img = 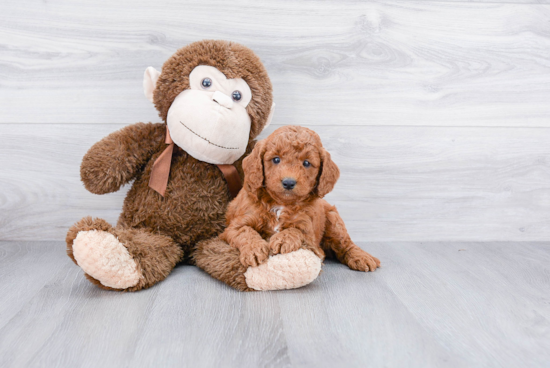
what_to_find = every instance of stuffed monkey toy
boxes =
[66,40,323,291]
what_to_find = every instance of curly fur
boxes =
[67,40,273,291]
[220,126,381,273]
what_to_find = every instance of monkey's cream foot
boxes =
[67,217,182,291]
[244,249,322,291]
[72,230,141,289]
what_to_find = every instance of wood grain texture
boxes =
[2,123,550,242]
[2,1,549,366]
[1,241,549,368]
[419,0,550,3]
[414,0,550,3]
[1,0,550,126]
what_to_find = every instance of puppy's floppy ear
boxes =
[243,140,267,192]
[316,148,340,198]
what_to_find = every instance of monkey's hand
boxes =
[80,122,165,194]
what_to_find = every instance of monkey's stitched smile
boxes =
[179,121,239,150]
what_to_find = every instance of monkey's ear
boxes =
[242,140,267,193]
[261,103,276,133]
[143,67,161,103]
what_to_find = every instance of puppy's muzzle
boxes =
[282,178,297,190]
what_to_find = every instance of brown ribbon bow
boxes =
[148,126,242,198]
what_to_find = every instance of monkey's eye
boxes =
[272,157,281,164]
[303,160,311,168]
[201,78,212,88]
[232,90,242,101]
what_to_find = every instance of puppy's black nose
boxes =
[282,178,297,190]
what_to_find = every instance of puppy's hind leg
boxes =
[322,206,380,272]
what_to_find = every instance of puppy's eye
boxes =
[272,157,281,164]
[303,160,311,168]
[232,90,242,101]
[201,78,212,88]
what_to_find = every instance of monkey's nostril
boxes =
[282,178,297,190]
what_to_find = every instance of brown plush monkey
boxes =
[66,40,322,292]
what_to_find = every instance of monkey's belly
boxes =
[118,157,231,246]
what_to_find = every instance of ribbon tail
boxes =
[149,143,174,197]
[217,164,243,199]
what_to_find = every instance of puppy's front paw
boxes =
[269,230,302,255]
[346,248,381,272]
[239,243,270,268]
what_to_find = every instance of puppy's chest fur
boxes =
[269,206,285,233]
[262,201,326,246]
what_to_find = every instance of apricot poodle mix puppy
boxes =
[220,125,380,274]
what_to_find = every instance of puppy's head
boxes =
[243,126,340,203]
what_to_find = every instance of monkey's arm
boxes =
[80,122,165,194]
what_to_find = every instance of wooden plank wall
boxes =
[1,0,550,241]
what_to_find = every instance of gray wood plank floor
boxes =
[1,241,548,368]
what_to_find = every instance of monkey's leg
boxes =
[194,237,322,291]
[66,217,183,291]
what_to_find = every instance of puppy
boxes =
[220,125,380,273]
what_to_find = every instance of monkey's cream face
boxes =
[166,65,253,165]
